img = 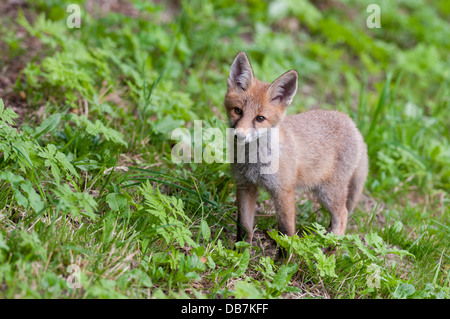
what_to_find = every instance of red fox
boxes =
[225,52,368,244]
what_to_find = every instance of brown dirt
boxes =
[85,0,139,18]
[0,0,41,124]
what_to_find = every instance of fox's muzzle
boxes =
[233,127,262,144]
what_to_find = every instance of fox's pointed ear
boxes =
[228,52,254,91]
[268,70,298,107]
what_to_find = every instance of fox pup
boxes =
[225,52,368,244]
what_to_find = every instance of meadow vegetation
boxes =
[0,0,448,298]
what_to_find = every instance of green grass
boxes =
[0,0,449,299]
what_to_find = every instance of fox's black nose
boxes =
[234,133,246,143]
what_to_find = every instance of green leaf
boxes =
[138,181,196,248]
[20,180,45,213]
[0,170,24,187]
[54,184,98,220]
[200,219,211,241]
[33,113,62,138]
[152,116,184,135]
[272,263,298,291]
[0,233,9,252]
[392,221,404,233]
[207,255,216,270]
[70,114,128,146]
[0,99,19,125]
[50,161,62,185]
[12,142,34,168]
[232,280,264,299]
[364,232,384,248]
[54,151,78,178]
[106,193,129,215]
[38,144,79,183]
[0,171,44,213]
[393,283,416,299]
[313,248,337,278]
[12,188,29,208]
[232,249,250,277]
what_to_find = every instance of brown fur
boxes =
[225,52,368,244]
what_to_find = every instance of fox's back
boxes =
[280,109,366,187]
[284,109,362,148]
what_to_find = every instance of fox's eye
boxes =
[255,115,265,123]
[234,107,242,115]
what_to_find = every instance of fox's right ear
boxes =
[228,51,254,91]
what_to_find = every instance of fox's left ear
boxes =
[268,70,298,107]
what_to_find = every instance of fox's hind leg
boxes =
[314,182,349,236]
[346,151,368,214]
[328,203,348,236]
